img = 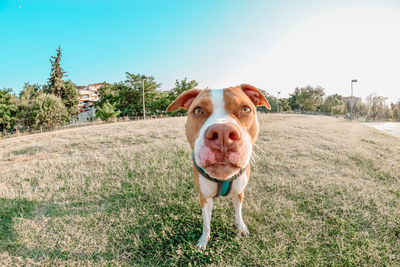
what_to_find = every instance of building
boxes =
[74,83,104,123]
[77,83,104,109]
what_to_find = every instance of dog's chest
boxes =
[199,172,248,198]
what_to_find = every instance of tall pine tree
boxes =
[47,46,79,118]
[48,46,66,98]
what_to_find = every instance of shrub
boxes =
[97,102,120,121]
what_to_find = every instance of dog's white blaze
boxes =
[194,89,226,162]
[194,89,252,168]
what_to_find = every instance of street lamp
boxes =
[141,75,147,120]
[350,79,357,120]
[277,92,281,113]
[131,75,147,119]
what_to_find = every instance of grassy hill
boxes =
[0,114,399,266]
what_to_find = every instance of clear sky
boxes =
[1,0,399,102]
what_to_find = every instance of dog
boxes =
[167,84,271,249]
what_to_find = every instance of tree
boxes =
[96,101,120,121]
[383,104,393,120]
[147,91,172,115]
[95,74,162,118]
[295,86,325,112]
[118,73,162,117]
[19,83,42,100]
[0,89,17,133]
[96,76,198,118]
[324,94,347,115]
[63,80,80,116]
[116,82,142,117]
[46,46,79,119]
[17,83,42,128]
[366,93,387,121]
[391,101,400,121]
[31,93,69,130]
[357,102,369,118]
[95,82,138,117]
[170,78,199,96]
[95,82,118,109]
[167,78,199,115]
[288,87,301,110]
[280,98,291,112]
[47,46,66,98]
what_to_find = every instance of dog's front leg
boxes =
[232,192,250,235]
[196,196,213,250]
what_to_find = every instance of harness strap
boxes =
[218,181,233,196]
[192,151,246,198]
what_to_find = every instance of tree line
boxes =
[1,46,80,134]
[0,46,199,134]
[1,47,400,135]
[94,74,198,121]
[52,74,400,123]
[271,86,400,121]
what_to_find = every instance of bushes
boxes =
[0,89,17,133]
[31,94,70,129]
[96,102,120,121]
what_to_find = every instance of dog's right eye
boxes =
[242,106,251,113]
[193,107,203,115]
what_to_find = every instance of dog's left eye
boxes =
[242,106,251,113]
[193,107,204,115]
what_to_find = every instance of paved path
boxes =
[364,122,400,138]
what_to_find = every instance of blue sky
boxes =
[1,0,400,102]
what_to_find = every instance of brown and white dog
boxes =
[167,84,271,249]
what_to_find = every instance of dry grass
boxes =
[0,114,399,266]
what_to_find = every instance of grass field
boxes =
[1,114,399,266]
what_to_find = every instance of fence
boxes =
[0,113,188,140]
[1,110,393,140]
[270,110,372,122]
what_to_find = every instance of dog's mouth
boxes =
[203,160,241,169]
[195,144,250,180]
[199,155,244,180]
[202,163,242,180]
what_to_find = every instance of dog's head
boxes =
[167,84,270,180]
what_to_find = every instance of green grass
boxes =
[0,114,399,265]
[9,146,43,156]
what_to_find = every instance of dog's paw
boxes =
[196,235,209,250]
[236,222,250,236]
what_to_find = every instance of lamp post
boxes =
[141,75,147,120]
[277,92,281,113]
[350,79,357,120]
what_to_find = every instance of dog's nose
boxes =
[204,123,242,152]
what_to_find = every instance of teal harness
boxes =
[192,152,247,197]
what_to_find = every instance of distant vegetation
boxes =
[262,86,399,121]
[93,74,197,120]
[1,46,400,135]
[0,46,79,134]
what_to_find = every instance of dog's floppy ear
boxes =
[240,84,271,110]
[166,89,202,111]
